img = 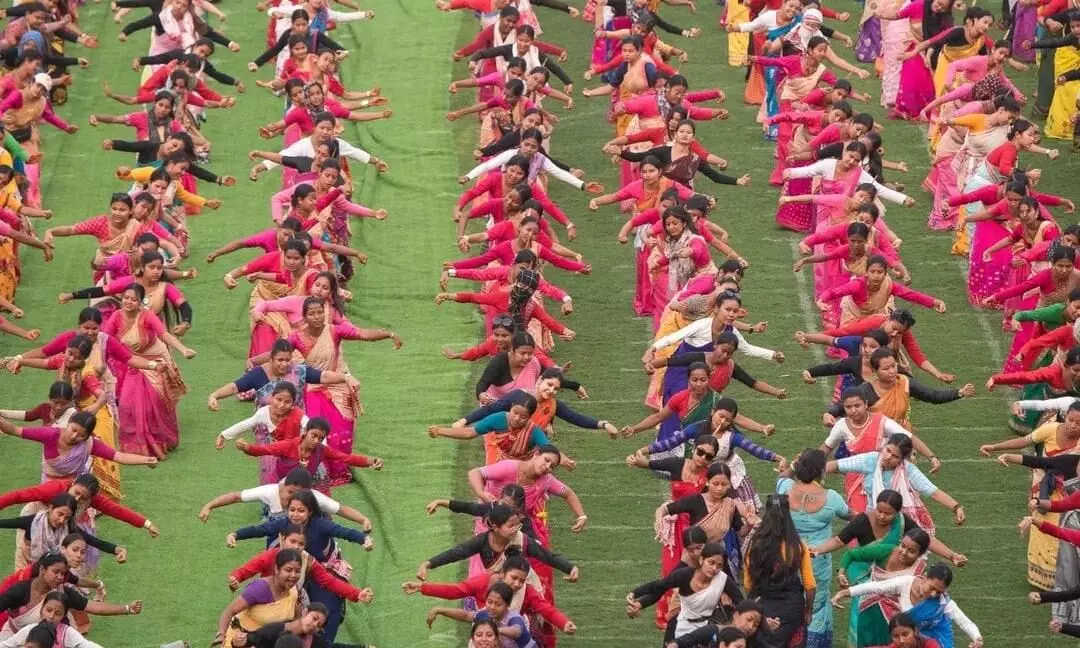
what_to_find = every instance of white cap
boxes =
[32,73,52,91]
[803,8,823,23]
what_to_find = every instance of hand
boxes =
[761,424,776,436]
[115,547,128,563]
[416,561,430,580]
[951,552,968,567]
[571,514,588,532]
[561,301,573,316]
[146,521,159,538]
[775,456,790,473]
[206,199,223,209]
[765,616,781,631]
[181,347,196,359]
[363,535,375,551]
[958,383,976,397]
[235,439,249,452]
[1051,619,1063,633]
[836,571,849,588]
[775,389,788,400]
[1029,591,1042,605]
[802,369,815,384]
[933,299,947,313]
[425,608,438,628]
[979,444,995,458]
[1019,515,1033,535]
[171,322,190,337]
[370,457,384,470]
[126,600,142,615]
[198,505,212,522]
[954,505,966,525]
[929,456,942,473]
[565,565,580,582]
[226,532,237,548]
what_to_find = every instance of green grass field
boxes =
[0,0,1078,645]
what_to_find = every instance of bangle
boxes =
[124,604,130,614]
[576,515,588,521]
[148,361,158,370]
[952,504,963,512]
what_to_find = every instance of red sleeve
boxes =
[528,302,568,335]
[538,245,587,273]
[989,145,1018,175]
[533,39,565,57]
[591,52,625,74]
[685,89,721,102]
[39,331,76,357]
[899,330,928,367]
[322,445,374,467]
[1050,489,1080,512]
[22,403,51,423]
[808,124,841,150]
[1022,240,1053,262]
[801,89,827,107]
[537,277,568,301]
[419,575,487,600]
[1019,324,1075,362]
[194,77,222,102]
[0,481,63,512]
[686,104,717,120]
[803,223,846,247]
[453,267,508,283]
[630,208,661,227]
[457,174,497,208]
[522,584,570,628]
[948,184,999,207]
[451,244,504,270]
[459,338,498,362]
[818,3,839,18]
[455,25,493,57]
[992,269,1050,302]
[654,57,678,77]
[230,550,276,584]
[993,364,1062,386]
[890,283,937,308]
[1036,521,1080,547]
[689,140,711,159]
[242,439,294,457]
[89,494,147,528]
[243,252,282,275]
[448,0,492,9]
[454,291,504,308]
[531,186,569,226]
[819,278,863,303]
[535,347,556,369]
[467,198,502,221]
[1030,190,1066,207]
[309,560,364,601]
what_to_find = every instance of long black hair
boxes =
[746,494,804,593]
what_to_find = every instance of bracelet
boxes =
[952,504,963,512]
[576,515,588,521]
[143,520,152,529]
[148,361,158,370]
[124,604,130,614]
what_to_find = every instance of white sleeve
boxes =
[328,8,372,21]
[882,417,913,437]
[945,600,981,641]
[66,628,105,648]
[268,1,299,17]
[847,574,911,598]
[337,139,372,165]
[737,13,771,32]
[651,318,710,351]
[541,156,585,190]
[859,170,909,204]
[1016,396,1079,413]
[823,420,848,449]
[239,484,273,504]
[265,139,314,170]
[312,490,342,515]
[0,409,28,420]
[0,627,29,648]
[787,159,834,179]
[734,328,775,360]
[219,410,266,440]
[465,149,514,181]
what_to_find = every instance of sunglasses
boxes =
[493,316,515,328]
[694,448,716,461]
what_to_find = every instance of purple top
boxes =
[20,427,117,461]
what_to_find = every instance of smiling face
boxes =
[269,389,295,420]
[504,165,526,186]
[896,536,923,566]
[472,623,499,648]
[120,288,141,313]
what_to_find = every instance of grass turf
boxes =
[0,0,1077,646]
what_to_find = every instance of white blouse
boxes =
[847,574,982,642]
[650,318,775,361]
[218,406,310,441]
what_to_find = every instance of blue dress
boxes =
[777,478,850,648]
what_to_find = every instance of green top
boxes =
[1015,303,1068,327]
[840,541,895,572]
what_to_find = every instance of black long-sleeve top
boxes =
[605,0,686,35]
[666,352,759,389]
[620,145,737,185]
[631,566,744,609]
[478,130,571,171]
[447,499,537,538]
[475,352,581,398]
[470,44,572,85]
[138,48,239,87]
[463,388,600,429]
[807,355,912,384]
[826,379,963,417]
[253,29,344,67]
[529,0,575,12]
[661,489,744,532]
[106,139,222,182]
[1034,33,1080,82]
[0,45,79,70]
[0,514,118,555]
[426,531,574,574]
[1022,453,1080,480]
[0,582,88,616]
[1039,587,1080,604]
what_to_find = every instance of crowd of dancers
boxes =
[0,0,1076,646]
